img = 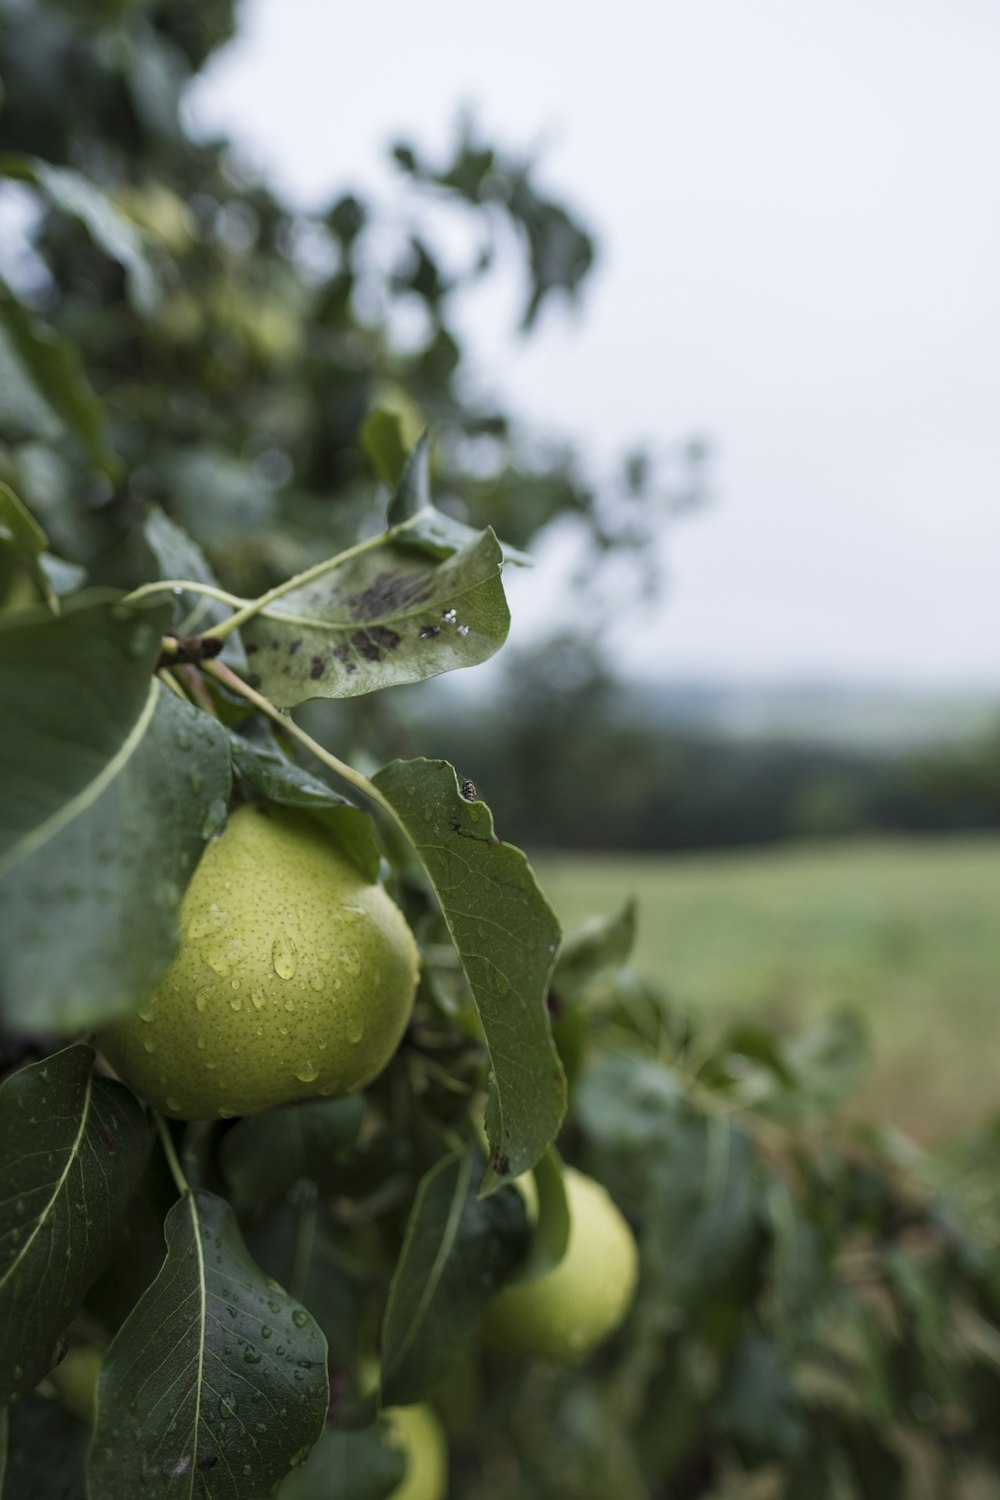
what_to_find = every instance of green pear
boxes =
[384,1403,449,1500]
[98,804,419,1119]
[482,1167,638,1362]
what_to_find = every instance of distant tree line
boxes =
[389,647,1000,852]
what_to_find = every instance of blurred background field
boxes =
[535,836,1000,1141]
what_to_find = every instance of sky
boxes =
[190,0,1000,687]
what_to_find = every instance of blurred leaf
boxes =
[1,1392,88,1500]
[371,758,566,1192]
[360,408,409,490]
[39,553,85,596]
[161,448,278,546]
[508,1148,570,1285]
[578,1054,761,1315]
[0,1044,150,1403]
[227,729,379,881]
[380,1150,528,1405]
[221,1097,365,1213]
[552,898,637,1005]
[89,1190,328,1499]
[0,284,115,474]
[2,156,159,314]
[836,1417,905,1499]
[275,1423,405,1500]
[713,1330,805,1465]
[0,596,232,1031]
[0,481,52,607]
[781,1010,868,1117]
[142,507,246,668]
[240,524,509,709]
[766,1178,830,1354]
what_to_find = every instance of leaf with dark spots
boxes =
[240,527,508,708]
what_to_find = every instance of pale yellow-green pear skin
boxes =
[384,1403,449,1500]
[50,1344,104,1424]
[98,804,419,1119]
[482,1167,638,1363]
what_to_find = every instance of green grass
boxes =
[532,837,1000,1140]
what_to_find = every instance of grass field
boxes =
[532,836,1000,1140]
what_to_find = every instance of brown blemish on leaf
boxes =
[369,625,401,650]
[347,567,436,621]
[289,639,302,655]
[245,642,259,655]
[419,625,439,640]
[350,630,382,663]
[493,1152,511,1177]
[310,656,326,680]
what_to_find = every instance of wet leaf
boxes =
[239,524,509,709]
[0,1044,151,1403]
[371,758,566,1192]
[88,1190,328,1499]
[0,596,231,1031]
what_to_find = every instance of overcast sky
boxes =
[191,0,1000,686]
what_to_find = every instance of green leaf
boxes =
[0,285,115,474]
[552,898,637,1005]
[227,730,379,881]
[0,1044,151,1404]
[507,1148,570,1286]
[371,759,566,1192]
[360,408,409,490]
[387,436,532,565]
[142,508,246,669]
[380,1150,529,1406]
[275,1423,405,1500]
[240,526,509,709]
[2,157,159,315]
[221,1097,365,1212]
[0,596,232,1032]
[88,1190,328,1500]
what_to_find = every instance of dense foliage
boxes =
[3,5,1000,1500]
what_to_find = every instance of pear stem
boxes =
[155,1113,191,1198]
[202,660,393,818]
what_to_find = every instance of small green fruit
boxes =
[384,1403,449,1500]
[98,805,419,1119]
[50,1344,104,1424]
[482,1167,638,1362]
